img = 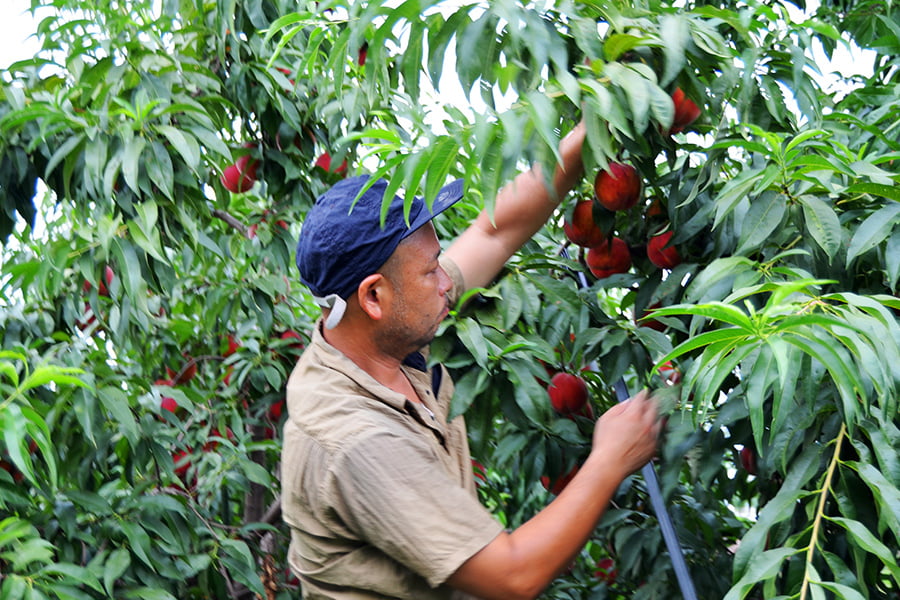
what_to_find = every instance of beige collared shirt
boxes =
[281,258,503,599]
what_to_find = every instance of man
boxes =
[282,122,661,599]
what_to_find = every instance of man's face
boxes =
[376,223,452,356]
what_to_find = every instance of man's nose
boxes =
[438,266,452,294]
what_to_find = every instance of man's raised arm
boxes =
[444,121,587,292]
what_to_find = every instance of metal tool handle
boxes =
[613,379,698,600]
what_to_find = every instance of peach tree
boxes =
[1,0,898,598]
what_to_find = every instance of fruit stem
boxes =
[798,422,846,600]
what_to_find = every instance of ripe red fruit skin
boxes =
[82,265,114,297]
[595,557,618,584]
[204,428,236,452]
[471,459,487,483]
[221,154,258,193]
[594,162,642,212]
[75,302,97,330]
[566,402,594,422]
[740,447,758,475]
[540,464,580,495]
[280,330,305,350]
[269,399,285,421]
[154,378,178,413]
[646,197,665,219]
[669,88,701,134]
[0,459,24,483]
[161,396,178,413]
[314,152,348,175]
[224,334,241,357]
[637,302,666,331]
[173,449,192,479]
[586,236,632,279]
[547,372,589,415]
[563,200,605,248]
[99,265,114,296]
[658,361,682,385]
[276,66,295,88]
[357,42,368,66]
[647,231,681,269]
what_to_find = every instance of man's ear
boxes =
[356,273,388,320]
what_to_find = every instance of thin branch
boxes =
[261,494,282,525]
[799,422,846,600]
[212,209,250,237]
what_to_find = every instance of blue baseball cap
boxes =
[296,174,464,328]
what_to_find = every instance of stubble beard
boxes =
[376,299,444,360]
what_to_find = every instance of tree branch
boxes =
[212,209,250,237]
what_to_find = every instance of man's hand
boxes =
[447,387,661,600]
[444,122,586,292]
[588,388,662,480]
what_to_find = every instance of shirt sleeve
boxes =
[328,429,505,588]
[440,255,466,308]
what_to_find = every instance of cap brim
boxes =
[404,178,464,236]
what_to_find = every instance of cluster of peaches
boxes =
[563,87,701,279]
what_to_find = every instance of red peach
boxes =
[586,237,632,279]
[595,162,641,212]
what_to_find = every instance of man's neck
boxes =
[321,321,419,400]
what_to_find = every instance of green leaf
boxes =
[725,548,801,600]
[119,522,152,568]
[500,277,524,330]
[733,442,820,577]
[494,432,529,466]
[690,19,730,58]
[449,368,489,420]
[121,133,147,194]
[4,537,55,570]
[606,62,652,136]
[885,229,900,290]
[658,14,689,86]
[602,33,650,62]
[219,538,266,596]
[506,358,553,427]
[647,82,675,131]
[810,581,867,600]
[653,327,748,370]
[649,302,755,331]
[781,332,863,424]
[97,386,139,447]
[828,516,900,580]
[156,125,200,171]
[523,91,561,166]
[712,168,765,230]
[122,588,178,600]
[683,256,757,304]
[455,317,489,368]
[103,548,131,595]
[735,192,787,255]
[44,134,85,180]
[423,136,460,207]
[145,140,174,200]
[850,461,900,540]
[37,563,103,593]
[784,129,831,156]
[745,345,777,451]
[846,203,900,267]
[20,365,86,393]
[798,194,843,258]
